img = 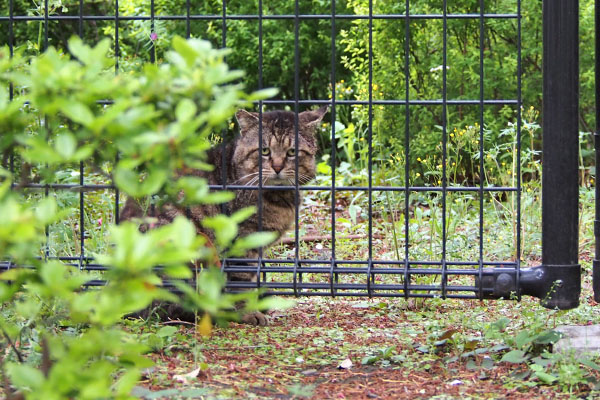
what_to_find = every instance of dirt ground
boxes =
[139,293,600,399]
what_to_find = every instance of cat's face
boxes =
[233,107,328,186]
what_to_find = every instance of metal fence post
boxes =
[594,0,600,303]
[540,0,581,309]
[478,1,580,309]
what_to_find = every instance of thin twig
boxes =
[162,320,196,326]
[2,328,23,363]
[279,234,384,245]
[41,336,52,377]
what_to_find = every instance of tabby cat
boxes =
[120,106,328,325]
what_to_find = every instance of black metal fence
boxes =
[1,0,584,309]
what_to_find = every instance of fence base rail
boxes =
[479,264,581,309]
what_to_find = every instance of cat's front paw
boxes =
[241,311,268,326]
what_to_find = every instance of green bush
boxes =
[0,36,282,399]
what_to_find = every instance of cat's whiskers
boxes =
[283,171,314,185]
[244,177,258,187]
[236,169,275,186]
[232,172,260,185]
[242,170,276,187]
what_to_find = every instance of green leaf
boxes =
[531,355,555,368]
[0,281,19,302]
[114,369,141,397]
[534,370,557,384]
[201,215,238,248]
[229,231,278,256]
[501,350,529,364]
[348,204,359,224]
[176,99,197,121]
[437,328,459,341]
[60,100,94,127]
[199,191,235,204]
[67,36,89,59]
[34,197,58,225]
[207,91,239,125]
[72,145,95,161]
[157,326,178,338]
[481,357,495,370]
[316,162,332,175]
[230,206,256,224]
[533,330,561,345]
[247,88,279,101]
[361,355,379,365]
[197,267,226,300]
[114,169,168,197]
[162,264,193,279]
[581,357,600,371]
[6,363,45,391]
[172,36,198,67]
[39,260,67,288]
[489,318,510,332]
[140,169,168,196]
[90,38,113,68]
[55,132,76,159]
[530,364,557,384]
[254,296,295,311]
[113,168,142,197]
[515,330,534,348]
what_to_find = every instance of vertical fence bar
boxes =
[256,0,264,288]
[541,0,580,309]
[114,0,120,224]
[515,0,523,299]
[594,0,600,302]
[8,0,14,194]
[329,0,337,297]
[114,0,119,74]
[440,0,448,298]
[403,0,410,298]
[366,0,373,296]
[186,0,190,39]
[150,0,155,63]
[43,0,49,262]
[292,0,300,297]
[7,0,16,271]
[43,0,48,51]
[8,0,13,63]
[78,0,85,271]
[7,0,13,272]
[219,0,228,277]
[477,0,485,300]
[78,0,83,37]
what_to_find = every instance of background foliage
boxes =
[0,0,596,183]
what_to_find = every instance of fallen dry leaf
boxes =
[173,368,200,384]
[338,358,353,370]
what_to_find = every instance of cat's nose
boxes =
[272,163,284,174]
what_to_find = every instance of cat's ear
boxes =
[299,106,329,132]
[235,109,259,135]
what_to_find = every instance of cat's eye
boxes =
[261,147,271,156]
[286,148,296,157]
